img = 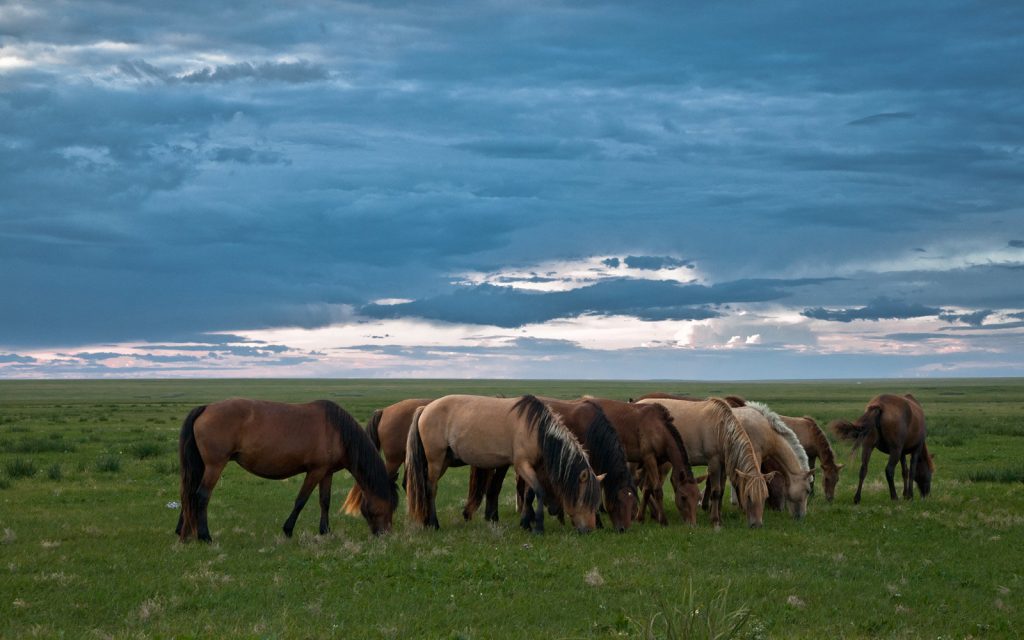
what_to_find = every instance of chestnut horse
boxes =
[340,398,433,516]
[464,398,638,532]
[636,397,771,528]
[781,415,843,502]
[831,393,933,503]
[406,395,602,534]
[732,402,813,519]
[177,399,397,542]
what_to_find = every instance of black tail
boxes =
[405,406,433,526]
[178,405,207,541]
[831,405,882,455]
[365,409,383,450]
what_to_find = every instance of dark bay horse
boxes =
[341,398,433,516]
[463,398,638,532]
[831,394,933,504]
[177,399,397,542]
[587,398,702,526]
[406,395,603,534]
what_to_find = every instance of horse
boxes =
[583,398,702,526]
[176,399,398,542]
[633,392,748,408]
[635,397,772,528]
[731,402,814,519]
[405,394,603,534]
[340,398,433,516]
[463,398,638,532]
[781,415,843,502]
[831,393,933,503]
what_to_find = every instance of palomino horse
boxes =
[177,399,397,542]
[585,398,702,526]
[636,397,772,528]
[732,402,814,519]
[633,392,748,408]
[781,415,843,502]
[406,395,603,534]
[341,398,433,516]
[464,398,638,532]
[831,394,933,503]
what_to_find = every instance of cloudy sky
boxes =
[1,1,1023,379]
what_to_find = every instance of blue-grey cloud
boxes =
[847,112,915,126]
[209,146,289,165]
[119,60,329,85]
[802,297,943,323]
[939,309,992,326]
[0,353,37,364]
[622,256,694,271]
[1010,240,1024,248]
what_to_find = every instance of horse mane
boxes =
[513,395,601,511]
[645,401,695,480]
[581,400,636,505]
[707,398,769,507]
[320,400,396,507]
[746,401,809,471]
[723,395,747,408]
[801,415,837,467]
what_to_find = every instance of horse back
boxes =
[418,395,521,468]
[872,394,927,452]
[633,398,716,466]
[377,398,433,462]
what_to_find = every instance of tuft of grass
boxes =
[968,466,1024,484]
[5,457,37,479]
[129,442,163,460]
[47,463,63,481]
[0,475,10,490]
[95,454,122,474]
[634,581,751,640]
[0,437,76,454]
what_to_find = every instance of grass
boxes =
[0,378,1022,639]
[5,457,37,479]
[95,453,122,473]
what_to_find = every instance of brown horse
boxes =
[732,402,814,519]
[177,399,397,542]
[406,395,603,534]
[584,398,702,526]
[464,398,638,532]
[340,398,433,516]
[636,397,772,528]
[831,393,933,503]
[781,415,843,502]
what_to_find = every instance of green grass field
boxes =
[1,379,1022,639]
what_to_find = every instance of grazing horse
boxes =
[340,398,433,516]
[831,394,933,504]
[732,402,814,519]
[636,398,772,528]
[633,392,748,408]
[464,398,638,532]
[585,398,702,526]
[781,415,843,502]
[406,395,602,534]
[177,399,397,542]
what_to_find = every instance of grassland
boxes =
[1,378,1022,639]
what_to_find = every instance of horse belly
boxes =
[447,433,512,469]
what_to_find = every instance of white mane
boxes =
[747,401,809,471]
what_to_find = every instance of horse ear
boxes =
[807,468,820,478]
[735,469,752,480]
[836,463,845,471]
[692,473,708,484]
[762,470,779,483]
[595,473,607,485]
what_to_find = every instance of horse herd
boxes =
[175,391,934,542]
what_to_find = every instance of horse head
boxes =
[735,469,775,528]
[786,468,815,520]
[823,463,844,503]
[673,476,702,526]
[360,482,398,536]
[563,470,603,534]
[915,451,933,497]
[606,481,637,533]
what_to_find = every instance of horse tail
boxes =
[404,406,431,525]
[178,405,207,541]
[341,409,385,515]
[830,405,882,454]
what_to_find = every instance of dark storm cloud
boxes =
[1010,240,1024,248]
[362,277,833,327]
[0,353,37,364]
[2,0,1024,377]
[939,309,992,326]
[801,297,943,323]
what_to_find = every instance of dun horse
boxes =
[732,402,814,519]
[177,399,397,542]
[831,393,933,503]
[636,397,772,528]
[406,394,603,534]
[341,398,433,516]
[464,398,638,532]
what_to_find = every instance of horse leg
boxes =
[175,513,184,536]
[516,463,546,535]
[904,450,920,500]
[196,461,226,543]
[317,474,333,535]
[462,467,490,521]
[853,446,873,505]
[283,471,324,537]
[642,455,668,526]
[706,459,723,529]
[484,465,510,522]
[808,455,818,496]
[884,448,902,501]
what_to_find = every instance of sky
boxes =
[1,1,1023,379]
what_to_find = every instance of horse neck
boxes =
[713,402,760,479]
[748,402,808,471]
[806,418,838,470]
[650,408,693,482]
